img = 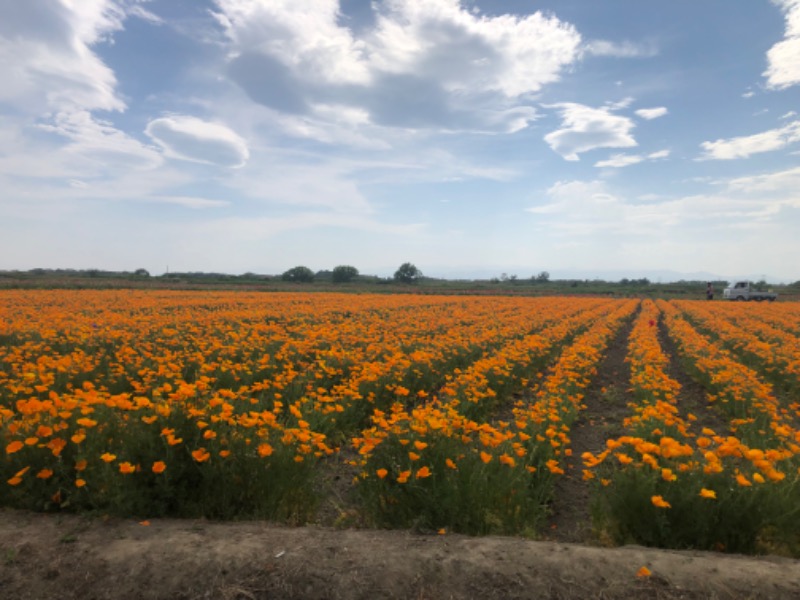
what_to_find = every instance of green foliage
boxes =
[281,266,315,283]
[590,465,799,554]
[357,429,552,536]
[393,262,421,284]
[332,265,359,283]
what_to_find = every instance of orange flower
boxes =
[101,452,117,463]
[636,566,652,578]
[75,459,87,472]
[119,462,136,474]
[36,468,54,479]
[408,451,421,461]
[479,451,492,464]
[192,448,211,463]
[661,468,677,482]
[651,495,671,509]
[415,466,432,479]
[258,443,274,457]
[75,478,87,488]
[152,461,167,474]
[699,488,716,499]
[499,454,516,468]
[5,441,23,454]
[71,433,86,444]
[397,470,411,483]
[376,468,388,479]
[413,441,428,451]
[445,458,457,470]
[219,450,231,458]
[735,473,752,487]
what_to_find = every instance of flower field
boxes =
[1,290,798,555]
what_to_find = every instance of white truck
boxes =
[723,281,778,302]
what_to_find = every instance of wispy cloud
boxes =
[764,0,800,89]
[635,107,668,120]
[594,149,669,168]
[145,116,250,168]
[699,120,800,160]
[544,103,637,161]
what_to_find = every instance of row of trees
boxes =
[281,263,422,284]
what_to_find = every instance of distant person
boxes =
[706,282,714,300]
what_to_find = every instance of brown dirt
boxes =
[2,509,800,600]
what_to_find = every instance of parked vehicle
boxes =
[723,281,778,301]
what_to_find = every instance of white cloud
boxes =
[699,119,800,160]
[0,0,127,114]
[583,39,657,58]
[38,110,164,171]
[544,103,637,161]
[594,149,669,169]
[212,0,581,134]
[635,107,668,120]
[148,196,230,209]
[594,154,644,168]
[764,0,800,89]
[145,116,250,168]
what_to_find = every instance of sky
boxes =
[1,0,799,282]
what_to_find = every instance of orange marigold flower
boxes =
[397,470,411,483]
[735,473,752,487]
[152,461,167,474]
[445,458,457,470]
[119,462,136,474]
[636,566,652,578]
[36,468,54,479]
[651,495,671,508]
[24,437,39,446]
[376,468,388,479]
[100,452,117,463]
[699,488,716,499]
[71,433,86,444]
[413,441,428,451]
[480,451,492,464]
[661,468,677,482]
[408,451,421,461]
[752,473,765,484]
[546,459,564,474]
[75,478,87,488]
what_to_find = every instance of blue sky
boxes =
[1,0,799,282]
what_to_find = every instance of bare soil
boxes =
[2,509,800,600]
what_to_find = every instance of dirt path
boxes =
[547,312,636,543]
[2,509,799,600]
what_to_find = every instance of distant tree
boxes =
[535,271,550,283]
[332,265,359,283]
[394,262,421,284]
[509,274,519,284]
[134,268,150,277]
[281,266,315,283]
